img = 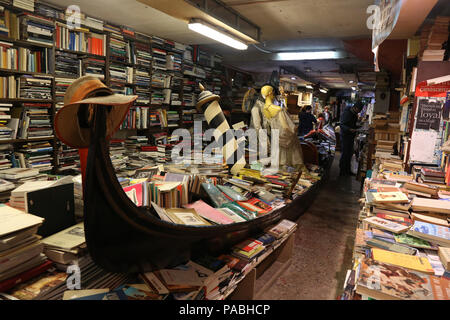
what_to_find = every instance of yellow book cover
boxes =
[372,248,434,274]
[373,192,409,203]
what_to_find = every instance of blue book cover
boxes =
[410,221,450,242]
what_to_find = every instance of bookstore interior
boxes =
[0,0,448,303]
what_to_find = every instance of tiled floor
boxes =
[258,154,362,300]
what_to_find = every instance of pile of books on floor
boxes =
[17,75,52,100]
[341,166,450,300]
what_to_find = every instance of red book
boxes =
[87,37,92,54]
[0,260,53,293]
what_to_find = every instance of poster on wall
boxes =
[415,99,443,131]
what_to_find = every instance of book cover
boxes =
[356,258,449,300]
[394,233,436,250]
[164,208,211,226]
[184,200,235,225]
[123,182,146,207]
[371,248,434,274]
[201,183,230,208]
[438,247,450,270]
[372,192,409,203]
[237,198,272,215]
[407,221,450,246]
[364,216,410,234]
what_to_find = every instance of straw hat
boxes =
[196,83,220,111]
[55,76,138,148]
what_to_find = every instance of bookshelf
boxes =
[0,0,235,175]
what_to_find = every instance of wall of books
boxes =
[0,0,242,176]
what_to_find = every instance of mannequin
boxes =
[260,85,306,171]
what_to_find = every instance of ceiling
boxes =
[45,0,441,91]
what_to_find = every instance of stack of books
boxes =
[419,16,449,61]
[17,75,52,100]
[19,13,54,47]
[82,57,105,80]
[109,63,129,84]
[0,103,13,140]
[16,141,53,172]
[152,36,167,71]
[134,41,152,68]
[56,143,79,173]
[0,205,50,295]
[42,223,87,267]
[166,111,179,128]
[13,0,34,12]
[420,167,446,185]
[18,102,53,139]
[109,139,128,173]
[109,29,132,64]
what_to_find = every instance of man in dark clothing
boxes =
[298,105,317,136]
[339,101,364,176]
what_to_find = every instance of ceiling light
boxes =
[188,19,248,50]
[349,80,355,84]
[306,85,313,89]
[277,51,339,61]
[351,87,357,91]
[291,77,296,80]
[319,88,327,93]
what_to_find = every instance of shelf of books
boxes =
[340,157,450,300]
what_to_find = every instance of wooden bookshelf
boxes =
[0,1,229,174]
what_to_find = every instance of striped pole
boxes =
[197,84,246,175]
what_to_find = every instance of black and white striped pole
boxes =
[196,83,246,175]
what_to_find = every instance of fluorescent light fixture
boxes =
[306,85,313,89]
[319,88,327,93]
[291,77,296,80]
[277,51,339,61]
[188,19,248,50]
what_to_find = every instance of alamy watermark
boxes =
[366,5,382,30]
[65,5,81,30]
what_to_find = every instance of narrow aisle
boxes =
[259,153,362,300]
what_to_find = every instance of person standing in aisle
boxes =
[339,101,364,176]
[298,105,317,137]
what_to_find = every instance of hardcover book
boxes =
[372,192,409,204]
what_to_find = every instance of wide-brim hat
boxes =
[55,76,138,148]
